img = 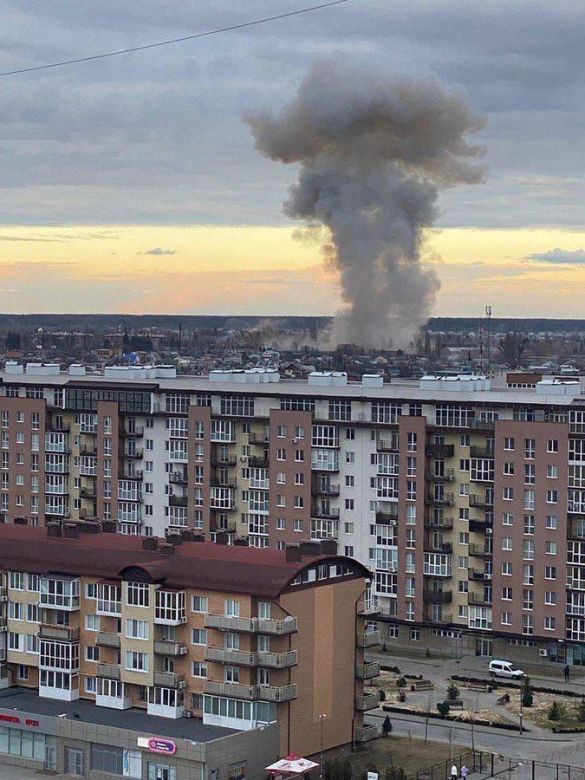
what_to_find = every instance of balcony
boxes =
[312,482,341,497]
[426,517,453,530]
[428,613,453,624]
[376,438,399,453]
[79,446,97,457]
[122,426,144,437]
[246,455,267,469]
[429,469,455,482]
[96,600,122,617]
[80,486,96,499]
[210,476,238,489]
[120,469,143,481]
[313,506,340,520]
[257,617,298,635]
[154,641,188,657]
[356,661,380,680]
[356,692,379,711]
[469,518,488,533]
[154,671,185,688]
[169,470,188,485]
[39,624,80,642]
[469,543,490,557]
[205,681,257,700]
[425,493,454,507]
[375,510,398,525]
[426,444,454,458]
[257,650,298,668]
[357,630,381,648]
[206,647,256,666]
[469,494,493,508]
[169,494,188,507]
[249,432,269,446]
[96,632,121,648]
[425,542,453,554]
[357,597,380,616]
[424,590,452,604]
[470,445,494,459]
[211,455,237,467]
[257,684,297,702]
[97,663,121,680]
[472,418,496,430]
[354,723,379,743]
[468,568,489,582]
[468,592,492,606]
[124,449,144,459]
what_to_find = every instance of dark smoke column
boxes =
[246,58,486,349]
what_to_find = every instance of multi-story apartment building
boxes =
[0,521,375,773]
[2,361,585,666]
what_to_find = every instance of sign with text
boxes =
[137,736,177,755]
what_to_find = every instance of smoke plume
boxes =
[246,58,486,349]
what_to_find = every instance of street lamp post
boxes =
[519,679,524,733]
[318,714,327,780]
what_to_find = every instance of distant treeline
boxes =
[0,314,582,335]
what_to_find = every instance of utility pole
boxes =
[318,713,327,780]
[485,305,492,376]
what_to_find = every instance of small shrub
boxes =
[577,699,585,723]
[521,677,534,708]
[437,701,450,716]
[398,689,406,703]
[396,677,407,688]
[379,689,386,702]
[385,769,407,780]
[447,683,460,701]
[548,701,565,722]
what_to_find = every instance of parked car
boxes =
[489,659,524,679]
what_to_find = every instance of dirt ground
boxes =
[345,736,469,776]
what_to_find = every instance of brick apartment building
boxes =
[0,522,375,776]
[1,361,585,666]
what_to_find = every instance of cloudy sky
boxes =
[1,0,585,318]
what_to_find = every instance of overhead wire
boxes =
[0,0,350,77]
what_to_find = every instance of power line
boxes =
[0,0,350,78]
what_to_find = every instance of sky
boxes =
[1,0,585,318]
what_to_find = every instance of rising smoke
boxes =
[246,58,486,349]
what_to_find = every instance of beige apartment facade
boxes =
[0,522,375,761]
[1,363,585,665]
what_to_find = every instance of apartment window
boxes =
[344,498,354,510]
[547,439,559,453]
[524,464,535,485]
[192,596,208,613]
[501,612,512,626]
[525,439,535,459]
[276,517,285,531]
[458,580,468,594]
[344,521,354,534]
[125,651,148,673]
[26,604,40,623]
[192,661,207,678]
[544,616,556,631]
[406,505,417,524]
[9,572,24,590]
[344,545,354,557]
[503,512,514,526]
[522,615,534,635]
[192,628,208,646]
[346,428,355,440]
[503,487,514,501]
[501,562,513,576]
[276,495,285,508]
[127,582,149,608]
[85,614,100,632]
[276,449,286,461]
[225,666,240,684]
[502,587,512,600]
[406,481,417,500]
[523,514,535,535]
[546,490,558,504]
[546,515,558,530]
[523,539,534,560]
[546,541,558,555]
[503,462,514,476]
[523,564,534,585]
[504,437,515,451]
[458,556,468,569]
[460,435,470,447]
[8,602,23,620]
[407,432,417,452]
[501,537,513,551]
[293,519,303,532]
[524,489,535,510]
[295,449,304,462]
[295,426,305,439]
[547,464,558,479]
[277,425,287,438]
[126,619,149,640]
[459,459,470,472]
[346,452,355,464]
[545,566,557,580]
[294,496,304,509]
[545,591,557,606]
[225,599,240,617]
[86,646,100,662]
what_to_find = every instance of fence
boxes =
[405,751,585,780]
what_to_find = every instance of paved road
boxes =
[365,707,585,765]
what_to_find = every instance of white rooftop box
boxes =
[68,364,86,377]
[308,371,348,387]
[536,379,580,396]
[5,361,23,375]
[26,363,60,376]
[362,374,383,388]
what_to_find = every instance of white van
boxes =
[489,659,524,679]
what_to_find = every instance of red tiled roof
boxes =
[0,525,368,597]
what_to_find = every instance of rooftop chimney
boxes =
[285,544,302,563]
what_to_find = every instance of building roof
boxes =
[0,525,368,598]
[0,687,236,742]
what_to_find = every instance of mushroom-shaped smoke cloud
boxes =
[246,57,486,349]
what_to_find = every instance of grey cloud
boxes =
[141,247,176,256]
[0,0,584,227]
[529,248,585,265]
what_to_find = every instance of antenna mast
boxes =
[485,305,492,376]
